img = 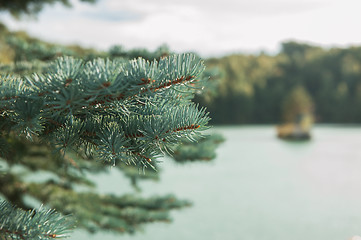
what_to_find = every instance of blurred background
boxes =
[2,0,361,239]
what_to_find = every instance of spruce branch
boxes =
[0,53,218,236]
[0,200,75,239]
[0,54,209,167]
[0,8,225,239]
[25,183,191,234]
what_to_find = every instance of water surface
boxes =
[71,125,361,240]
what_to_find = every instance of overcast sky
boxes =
[1,0,361,57]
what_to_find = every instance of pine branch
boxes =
[25,183,191,234]
[0,54,209,167]
[0,53,216,237]
[171,133,225,162]
[0,200,75,239]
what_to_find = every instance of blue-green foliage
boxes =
[0,53,214,238]
[0,54,209,167]
[0,200,75,239]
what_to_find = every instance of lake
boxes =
[70,125,361,240]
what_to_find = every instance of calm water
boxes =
[71,125,361,240]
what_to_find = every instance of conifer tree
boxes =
[0,2,223,237]
[0,49,219,239]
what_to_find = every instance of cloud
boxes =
[81,11,140,22]
[1,0,361,57]
[104,0,331,17]
[66,0,143,22]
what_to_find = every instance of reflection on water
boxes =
[71,125,361,240]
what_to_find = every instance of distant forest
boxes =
[1,22,361,124]
[199,42,361,124]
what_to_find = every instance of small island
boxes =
[277,86,314,141]
[277,114,312,140]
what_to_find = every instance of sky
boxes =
[1,0,361,57]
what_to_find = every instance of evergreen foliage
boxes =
[0,0,95,18]
[0,3,223,238]
[0,54,208,161]
[0,200,74,239]
[172,133,225,163]
[0,40,221,238]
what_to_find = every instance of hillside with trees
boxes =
[198,42,361,124]
[3,23,361,126]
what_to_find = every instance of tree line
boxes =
[197,42,361,124]
[2,23,361,124]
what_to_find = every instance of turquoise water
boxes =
[71,125,361,240]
